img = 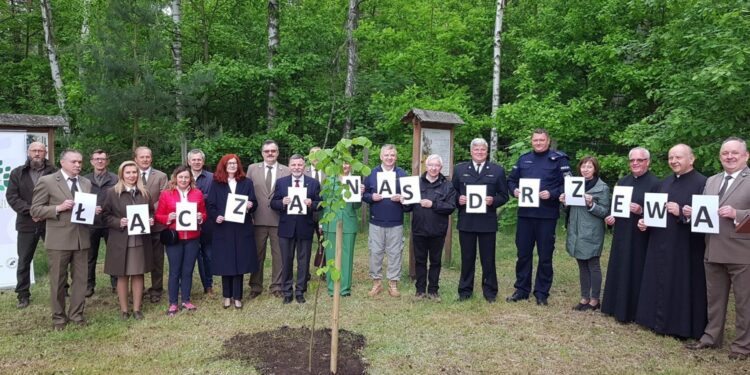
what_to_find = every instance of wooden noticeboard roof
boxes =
[400,108,465,126]
[0,113,68,128]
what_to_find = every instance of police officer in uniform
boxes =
[452,138,509,302]
[506,128,570,305]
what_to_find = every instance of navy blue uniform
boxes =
[452,161,509,300]
[507,150,571,300]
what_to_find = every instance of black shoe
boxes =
[536,296,548,306]
[505,291,529,303]
[17,298,30,309]
[133,311,144,320]
[248,291,261,300]
[485,297,497,303]
[150,295,161,304]
[458,295,471,302]
[120,311,130,320]
[282,296,293,304]
[684,341,717,350]
[296,295,306,304]
[86,287,95,298]
[573,303,588,311]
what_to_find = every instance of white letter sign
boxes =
[287,187,308,215]
[126,204,150,235]
[224,193,248,223]
[377,171,396,198]
[399,176,421,205]
[691,195,719,234]
[341,176,362,203]
[466,185,487,214]
[518,178,540,208]
[175,202,197,231]
[71,192,97,225]
[643,193,668,228]
[564,176,586,207]
[610,186,633,218]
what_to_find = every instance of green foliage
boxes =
[315,259,341,281]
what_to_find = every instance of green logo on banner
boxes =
[0,161,11,191]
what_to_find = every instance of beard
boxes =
[30,158,44,169]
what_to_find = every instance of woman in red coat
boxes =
[155,165,207,316]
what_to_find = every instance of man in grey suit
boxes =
[248,140,290,298]
[685,137,750,360]
[135,146,169,303]
[30,149,92,330]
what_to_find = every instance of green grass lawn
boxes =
[0,225,747,374]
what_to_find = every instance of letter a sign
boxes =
[126,204,150,235]
[691,195,719,234]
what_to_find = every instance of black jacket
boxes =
[404,173,456,237]
[452,161,509,232]
[7,158,57,232]
[83,170,118,228]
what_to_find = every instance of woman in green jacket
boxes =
[560,156,610,311]
[321,162,362,296]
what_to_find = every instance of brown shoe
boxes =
[367,280,383,297]
[16,298,30,309]
[204,287,214,297]
[387,280,401,297]
[52,323,66,331]
[684,341,717,350]
[248,291,262,300]
[729,352,749,360]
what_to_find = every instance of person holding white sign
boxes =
[102,161,154,320]
[402,154,456,301]
[155,166,207,317]
[559,156,610,311]
[452,138,508,303]
[270,154,322,304]
[601,147,660,323]
[684,137,750,360]
[362,144,407,298]
[507,128,571,306]
[635,144,707,339]
[207,154,259,310]
[30,149,92,330]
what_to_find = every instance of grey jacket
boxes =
[564,178,610,260]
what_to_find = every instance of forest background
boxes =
[1,0,748,184]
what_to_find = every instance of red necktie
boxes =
[295,179,300,187]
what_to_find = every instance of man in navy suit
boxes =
[271,154,322,304]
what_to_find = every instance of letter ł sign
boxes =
[287,187,307,215]
[466,185,487,214]
[175,202,197,231]
[610,186,633,218]
[224,193,248,223]
[643,193,668,228]
[691,195,719,234]
[377,171,396,199]
[399,176,421,205]
[518,178,540,208]
[342,176,362,203]
[126,204,150,235]
[70,192,97,225]
[564,176,586,207]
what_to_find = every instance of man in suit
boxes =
[134,146,168,303]
[188,148,215,296]
[452,138,509,303]
[271,154,321,304]
[685,137,750,360]
[83,149,118,297]
[30,149,92,330]
[248,140,290,298]
[7,141,56,309]
[304,146,326,184]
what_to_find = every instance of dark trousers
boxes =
[165,239,199,305]
[577,257,602,299]
[458,231,498,299]
[88,227,116,289]
[148,232,165,297]
[514,217,557,298]
[279,236,312,297]
[196,233,213,289]
[15,230,44,300]
[413,235,445,294]
[221,275,244,300]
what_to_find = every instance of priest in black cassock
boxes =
[601,147,660,323]
[635,144,707,339]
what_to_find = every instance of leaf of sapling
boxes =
[330,268,341,281]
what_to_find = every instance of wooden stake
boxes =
[330,219,343,373]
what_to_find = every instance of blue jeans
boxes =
[166,239,199,305]
[196,233,213,289]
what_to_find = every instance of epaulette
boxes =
[549,150,569,161]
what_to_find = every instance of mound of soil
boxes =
[223,326,367,374]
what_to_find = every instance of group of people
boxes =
[7,132,749,361]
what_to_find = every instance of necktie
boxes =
[476,163,482,173]
[141,172,147,185]
[295,179,300,188]
[69,177,78,195]
[314,170,319,181]
[265,166,273,192]
[718,175,733,198]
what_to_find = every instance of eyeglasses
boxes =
[226,162,238,165]
[629,158,647,163]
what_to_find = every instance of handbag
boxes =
[160,229,180,246]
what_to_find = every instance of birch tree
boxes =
[78,0,91,78]
[342,0,360,139]
[170,0,187,163]
[489,0,506,162]
[40,0,69,131]
[267,0,279,130]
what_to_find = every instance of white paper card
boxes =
[342,176,362,203]
[377,171,397,198]
[643,193,668,228]
[518,178,540,208]
[611,186,633,218]
[175,202,197,231]
[466,185,487,214]
[564,176,586,207]
[70,192,97,225]
[399,176,421,205]
[691,195,719,234]
[126,204,151,235]
[224,193,248,223]
[287,187,308,215]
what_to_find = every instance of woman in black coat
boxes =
[207,154,259,309]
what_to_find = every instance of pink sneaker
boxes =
[166,304,179,316]
[181,302,197,311]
